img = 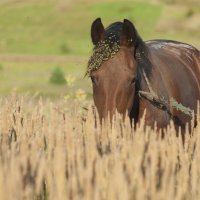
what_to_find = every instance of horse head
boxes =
[87,18,148,121]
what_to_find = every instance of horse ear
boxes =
[91,18,105,45]
[120,19,136,47]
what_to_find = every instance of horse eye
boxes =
[90,75,97,85]
[130,77,136,85]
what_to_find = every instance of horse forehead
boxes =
[113,49,134,64]
[103,50,134,71]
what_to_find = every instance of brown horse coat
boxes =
[135,40,200,130]
[88,18,200,133]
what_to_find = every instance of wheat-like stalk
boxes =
[0,95,199,200]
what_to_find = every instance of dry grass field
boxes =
[0,0,199,199]
[0,95,200,200]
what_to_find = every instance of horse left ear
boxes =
[91,18,105,45]
[120,19,137,47]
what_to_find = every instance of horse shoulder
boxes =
[139,40,200,129]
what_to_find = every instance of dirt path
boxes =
[0,54,88,64]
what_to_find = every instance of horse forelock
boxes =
[86,21,151,78]
[86,22,122,76]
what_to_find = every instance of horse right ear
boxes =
[120,19,137,47]
[91,18,105,45]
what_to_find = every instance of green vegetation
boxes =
[0,59,90,97]
[89,2,162,35]
[0,0,199,97]
[0,63,3,71]
[0,0,163,55]
[49,66,66,85]
[0,0,199,56]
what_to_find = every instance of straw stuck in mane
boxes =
[86,22,123,76]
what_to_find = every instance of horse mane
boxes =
[87,21,152,78]
[104,22,123,43]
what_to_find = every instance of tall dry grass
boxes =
[0,95,200,200]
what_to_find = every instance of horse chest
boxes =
[138,100,171,129]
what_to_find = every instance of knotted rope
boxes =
[139,69,193,118]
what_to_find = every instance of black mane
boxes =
[104,22,123,45]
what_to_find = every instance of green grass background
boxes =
[0,0,199,97]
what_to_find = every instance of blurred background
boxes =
[0,0,199,100]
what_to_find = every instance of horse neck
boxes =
[129,61,154,125]
[129,66,149,125]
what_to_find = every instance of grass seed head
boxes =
[86,34,120,76]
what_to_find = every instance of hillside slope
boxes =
[0,0,199,56]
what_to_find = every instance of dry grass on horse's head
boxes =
[0,95,199,200]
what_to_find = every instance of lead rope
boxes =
[138,69,193,118]
[141,69,157,98]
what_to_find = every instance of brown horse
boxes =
[87,18,200,133]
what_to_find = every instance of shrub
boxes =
[0,64,3,71]
[49,66,66,85]
[185,9,194,18]
[60,43,70,54]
